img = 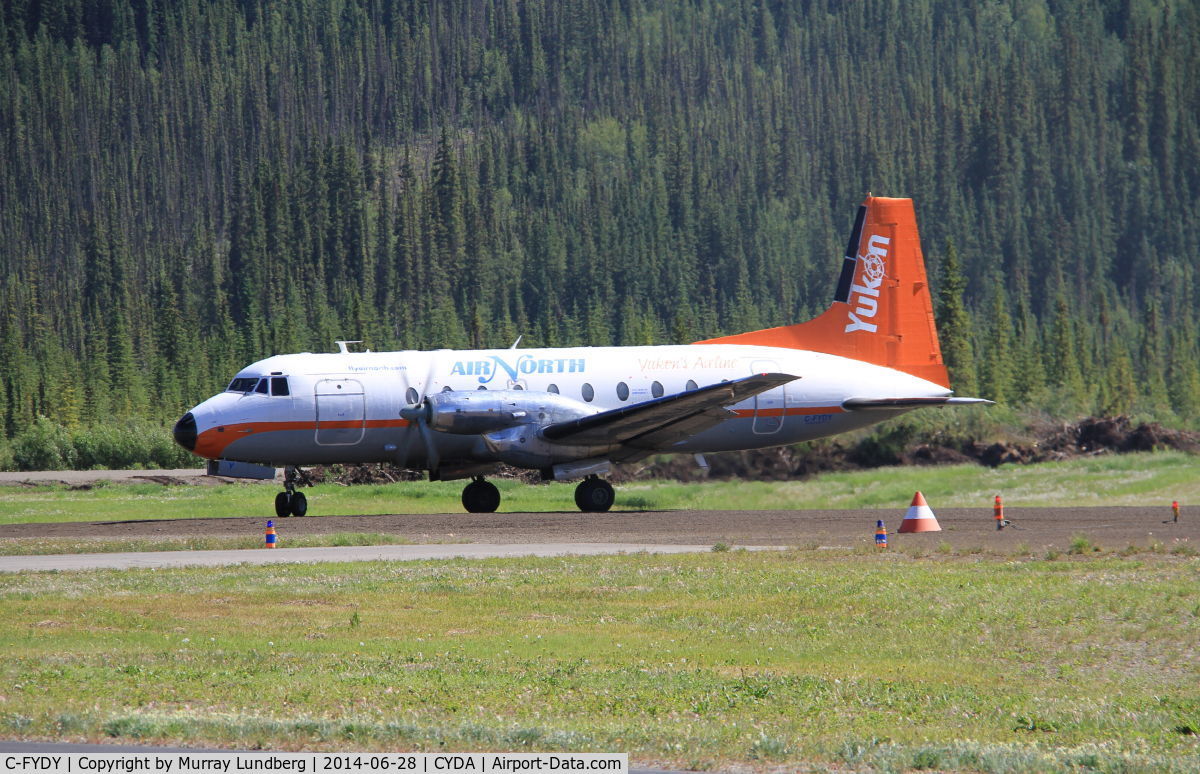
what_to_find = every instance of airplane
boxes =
[172,195,990,516]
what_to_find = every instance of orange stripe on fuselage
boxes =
[194,419,410,460]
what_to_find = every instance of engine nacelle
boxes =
[423,390,597,435]
[480,424,619,469]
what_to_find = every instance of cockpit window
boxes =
[227,377,258,392]
[227,376,289,395]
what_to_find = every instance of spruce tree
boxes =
[978,272,1013,404]
[935,240,977,394]
[1047,287,1085,404]
[1100,342,1136,417]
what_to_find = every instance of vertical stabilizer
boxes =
[693,196,950,388]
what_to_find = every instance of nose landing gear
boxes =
[574,475,615,512]
[274,465,308,517]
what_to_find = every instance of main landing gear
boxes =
[458,475,616,513]
[274,465,308,517]
[574,475,615,513]
[462,477,501,513]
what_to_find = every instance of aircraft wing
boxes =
[541,373,798,449]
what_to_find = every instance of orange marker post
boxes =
[994,495,1005,531]
[265,519,277,549]
[1173,500,1180,523]
[875,519,888,549]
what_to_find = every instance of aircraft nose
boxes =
[173,412,198,452]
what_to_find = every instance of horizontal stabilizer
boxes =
[542,373,798,447]
[842,396,994,411]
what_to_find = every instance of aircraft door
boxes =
[750,360,785,434]
[315,379,366,445]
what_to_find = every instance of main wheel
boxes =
[274,492,292,518]
[461,479,501,513]
[289,491,308,517]
[574,477,615,512]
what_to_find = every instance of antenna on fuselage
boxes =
[509,335,523,350]
[335,340,363,354]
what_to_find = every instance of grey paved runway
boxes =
[0,542,782,572]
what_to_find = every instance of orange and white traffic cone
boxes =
[898,491,941,533]
[994,494,1007,530]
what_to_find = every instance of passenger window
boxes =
[477,385,487,390]
[582,383,594,402]
[271,377,290,396]
[616,382,629,401]
[406,387,419,404]
[442,385,452,392]
[652,381,664,398]
[255,379,269,394]
[547,384,559,394]
[686,379,698,391]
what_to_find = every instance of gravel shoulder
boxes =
[1,504,1194,552]
[1,469,1195,552]
[0,469,233,486]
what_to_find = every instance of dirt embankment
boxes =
[302,415,1199,485]
[620,415,1200,482]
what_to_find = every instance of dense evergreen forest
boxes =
[1,0,1198,467]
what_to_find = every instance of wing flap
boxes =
[541,373,798,447]
[842,396,994,411]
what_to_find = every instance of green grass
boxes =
[0,479,577,524]
[0,550,1197,770]
[1,451,1198,525]
[0,533,422,556]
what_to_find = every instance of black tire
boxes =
[274,491,292,518]
[462,480,501,513]
[290,491,308,517]
[574,478,615,512]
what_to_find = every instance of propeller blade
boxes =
[397,413,420,468]
[419,418,440,471]
[418,353,441,471]
[395,352,441,472]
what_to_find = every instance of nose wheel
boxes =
[275,466,309,517]
[462,477,501,513]
[274,491,307,517]
[574,476,615,512]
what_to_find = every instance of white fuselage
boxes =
[183,343,950,468]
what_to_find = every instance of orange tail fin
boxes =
[693,195,949,388]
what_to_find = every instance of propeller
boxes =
[398,353,440,472]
